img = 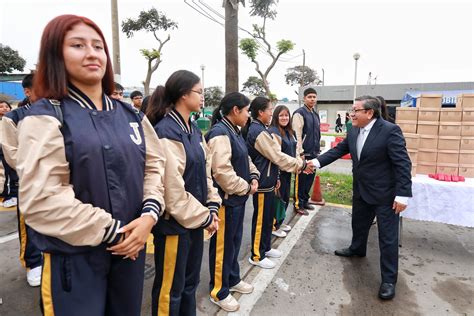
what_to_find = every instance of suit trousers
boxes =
[349,196,400,284]
[209,204,246,301]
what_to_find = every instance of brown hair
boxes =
[34,14,114,100]
[271,105,294,137]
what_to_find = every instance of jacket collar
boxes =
[68,84,114,111]
[169,108,192,134]
[222,117,240,135]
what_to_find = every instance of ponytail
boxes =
[211,105,223,126]
[211,92,250,127]
[146,86,167,126]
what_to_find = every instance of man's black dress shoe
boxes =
[378,283,396,300]
[334,248,366,257]
[303,203,315,210]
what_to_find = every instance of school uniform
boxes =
[152,109,221,316]
[205,117,259,302]
[269,127,297,227]
[292,105,321,209]
[1,104,42,270]
[246,120,305,262]
[13,85,165,316]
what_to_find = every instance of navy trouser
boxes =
[296,170,315,208]
[152,229,203,316]
[1,156,18,199]
[349,196,400,283]
[209,204,246,301]
[251,192,275,262]
[40,246,146,316]
[17,206,42,269]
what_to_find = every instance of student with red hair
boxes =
[10,15,166,315]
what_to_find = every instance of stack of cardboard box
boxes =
[396,93,474,178]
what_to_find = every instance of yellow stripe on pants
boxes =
[158,235,179,316]
[18,213,27,268]
[210,206,226,300]
[253,193,264,261]
[41,253,54,316]
[294,173,300,208]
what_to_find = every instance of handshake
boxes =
[302,159,317,174]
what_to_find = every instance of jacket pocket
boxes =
[60,255,72,292]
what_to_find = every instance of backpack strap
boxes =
[48,99,64,127]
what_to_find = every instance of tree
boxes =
[0,44,26,73]
[242,76,265,96]
[239,0,294,98]
[285,65,322,87]
[122,8,177,95]
[204,86,224,108]
[225,0,245,94]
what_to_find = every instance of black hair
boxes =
[114,82,124,91]
[140,95,150,114]
[249,96,271,120]
[22,74,34,89]
[304,87,317,96]
[130,90,143,99]
[271,105,294,137]
[146,70,200,126]
[355,95,381,118]
[375,96,394,123]
[0,100,12,109]
[211,92,250,126]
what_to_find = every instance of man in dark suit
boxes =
[314,96,412,300]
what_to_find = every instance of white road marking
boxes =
[0,232,18,244]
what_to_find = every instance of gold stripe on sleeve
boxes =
[210,206,226,300]
[158,235,179,316]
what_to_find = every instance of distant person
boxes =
[376,96,395,123]
[0,100,17,209]
[130,90,143,109]
[314,95,412,300]
[111,82,124,100]
[345,112,352,132]
[335,113,343,133]
[291,88,321,215]
[1,73,43,287]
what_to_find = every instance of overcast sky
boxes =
[1,0,473,99]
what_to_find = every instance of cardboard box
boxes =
[411,163,417,177]
[459,150,474,165]
[396,107,418,121]
[438,136,461,151]
[437,150,459,164]
[461,122,474,136]
[438,122,461,136]
[456,94,474,108]
[462,110,474,122]
[419,135,438,150]
[407,149,418,164]
[404,133,420,149]
[460,137,474,150]
[418,149,437,163]
[418,108,440,122]
[417,162,436,175]
[417,121,439,135]
[416,94,442,108]
[397,120,417,134]
[436,163,458,175]
[458,164,474,178]
[440,109,462,122]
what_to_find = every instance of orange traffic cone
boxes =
[309,175,325,206]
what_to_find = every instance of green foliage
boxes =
[242,76,265,96]
[140,48,161,60]
[285,65,321,87]
[0,45,26,73]
[239,38,258,61]
[204,86,224,108]
[276,39,294,53]
[318,171,353,205]
[121,8,178,38]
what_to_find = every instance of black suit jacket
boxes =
[318,118,412,205]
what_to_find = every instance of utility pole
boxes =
[225,0,239,93]
[299,49,305,105]
[111,0,121,83]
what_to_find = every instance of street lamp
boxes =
[353,53,360,103]
[200,64,205,109]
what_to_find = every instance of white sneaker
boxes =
[265,248,282,258]
[230,280,254,294]
[209,294,239,312]
[272,228,287,238]
[280,224,292,232]
[3,197,18,208]
[27,266,42,287]
[248,257,275,269]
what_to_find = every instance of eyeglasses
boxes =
[350,108,367,114]
[191,90,203,95]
